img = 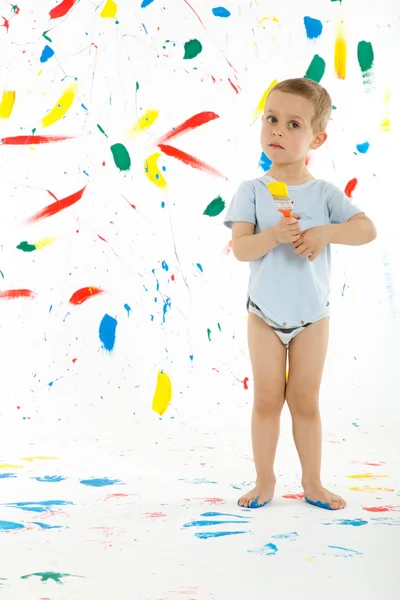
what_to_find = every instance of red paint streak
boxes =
[157,112,219,144]
[171,274,175,281]
[243,376,249,390]
[69,286,104,305]
[25,186,86,224]
[212,367,220,373]
[362,505,400,512]
[144,512,167,518]
[1,16,10,31]
[158,144,224,178]
[0,289,36,300]
[49,0,78,19]
[228,78,240,93]
[104,493,130,500]
[282,492,305,500]
[183,497,225,504]
[345,177,358,198]
[121,194,136,210]
[1,134,75,145]
[351,461,385,466]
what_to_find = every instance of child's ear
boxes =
[310,131,327,150]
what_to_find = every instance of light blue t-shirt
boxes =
[223,175,363,327]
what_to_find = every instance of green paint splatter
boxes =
[32,127,36,134]
[17,241,36,253]
[203,196,225,217]
[304,54,326,83]
[97,124,108,138]
[136,81,139,91]
[207,328,212,341]
[217,322,221,332]
[357,41,374,81]
[0,270,4,279]
[43,30,52,42]
[110,143,131,171]
[184,39,202,60]
[21,572,73,584]
[12,5,19,13]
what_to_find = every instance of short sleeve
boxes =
[327,184,364,224]
[223,181,256,229]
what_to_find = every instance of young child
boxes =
[223,78,377,510]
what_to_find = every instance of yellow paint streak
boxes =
[42,82,77,128]
[259,16,279,25]
[144,152,167,189]
[381,85,390,131]
[253,79,278,120]
[152,370,172,416]
[346,472,389,480]
[21,456,59,462]
[0,90,16,119]
[35,237,57,250]
[306,557,317,562]
[334,24,347,80]
[348,486,394,492]
[0,463,23,470]
[127,109,159,137]
[100,0,118,18]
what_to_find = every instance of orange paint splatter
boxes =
[0,289,36,300]
[345,178,358,198]
[69,287,104,305]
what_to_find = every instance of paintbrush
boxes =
[267,181,293,218]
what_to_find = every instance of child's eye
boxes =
[266,116,277,123]
[289,121,300,129]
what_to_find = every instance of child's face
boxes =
[261,90,326,165]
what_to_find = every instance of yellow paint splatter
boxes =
[100,0,118,18]
[0,463,23,470]
[306,557,317,562]
[334,23,347,80]
[152,370,172,416]
[253,79,278,121]
[346,472,389,480]
[21,456,59,462]
[127,109,159,137]
[35,237,57,250]
[144,152,167,189]
[0,90,16,119]
[42,82,77,128]
[349,486,394,493]
[259,15,279,25]
[381,85,390,131]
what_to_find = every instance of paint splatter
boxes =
[346,472,389,480]
[128,109,159,136]
[195,531,247,539]
[80,477,121,487]
[183,39,202,60]
[282,492,304,500]
[69,287,104,305]
[349,486,394,493]
[17,238,55,252]
[49,0,79,19]
[33,476,66,482]
[0,289,36,300]
[141,0,154,6]
[184,519,250,528]
[144,152,167,188]
[259,152,272,171]
[21,572,76,584]
[158,144,224,178]
[321,518,368,526]
[21,456,58,462]
[357,41,374,84]
[42,82,77,128]
[100,0,118,18]
[334,23,347,80]
[152,370,172,416]
[356,141,370,154]
[201,512,248,519]
[327,545,363,557]
[304,54,326,83]
[0,134,76,145]
[157,112,219,144]
[363,505,400,513]
[253,79,278,120]
[99,314,117,352]
[40,45,54,63]
[0,520,24,531]
[248,542,278,556]
[0,463,23,469]
[303,16,323,40]
[344,178,358,198]
[25,187,86,224]
[110,143,131,171]
[203,196,225,217]
[3,500,73,512]
[381,85,390,131]
[0,473,17,479]
[271,532,298,540]
[31,522,63,529]
[212,7,231,18]
[0,90,15,118]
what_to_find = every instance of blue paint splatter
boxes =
[328,545,363,557]
[162,298,171,324]
[259,152,272,171]
[0,520,24,532]
[195,530,247,539]
[371,517,400,526]
[184,519,250,528]
[141,0,154,7]
[248,542,278,555]
[196,263,203,272]
[272,531,299,540]
[212,6,231,17]
[201,512,249,519]
[79,477,122,487]
[322,518,368,527]
[99,314,117,352]
[3,500,73,513]
[161,260,169,271]
[31,522,63,529]
[304,16,323,40]
[40,45,55,63]
[124,303,131,316]
[356,141,370,153]
[179,478,218,484]
[33,475,66,483]
[0,473,17,479]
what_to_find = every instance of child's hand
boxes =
[292,226,329,261]
[273,214,302,244]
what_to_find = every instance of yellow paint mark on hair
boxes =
[334,23,347,80]
[346,472,389,480]
[100,0,118,18]
[35,237,57,250]
[152,370,172,416]
[144,152,167,189]
[253,79,278,120]
[127,109,159,137]
[0,90,16,119]
[42,82,77,128]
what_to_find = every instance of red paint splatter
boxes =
[0,289,36,300]
[362,505,400,512]
[158,144,224,178]
[183,497,225,504]
[25,186,86,224]
[69,286,104,305]
[228,78,240,93]
[104,493,131,500]
[282,492,305,500]
[351,461,385,466]
[345,177,358,198]
[1,134,76,145]
[49,0,79,19]
[157,112,219,144]
[1,16,10,31]
[144,512,167,518]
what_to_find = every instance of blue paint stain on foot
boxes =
[239,496,272,509]
[99,314,117,351]
[356,141,370,153]
[80,477,122,487]
[305,497,340,510]
[212,6,231,18]
[304,16,323,40]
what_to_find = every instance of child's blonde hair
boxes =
[270,78,332,132]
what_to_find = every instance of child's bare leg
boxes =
[286,318,346,509]
[238,312,287,508]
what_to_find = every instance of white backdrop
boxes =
[0,1,399,599]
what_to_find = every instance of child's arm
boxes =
[325,214,377,246]
[232,222,279,262]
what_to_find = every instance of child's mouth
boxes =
[269,143,284,149]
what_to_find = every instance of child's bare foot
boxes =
[238,476,276,509]
[302,481,346,510]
